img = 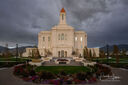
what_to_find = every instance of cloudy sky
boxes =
[0,0,128,48]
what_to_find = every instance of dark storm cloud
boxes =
[0,0,128,47]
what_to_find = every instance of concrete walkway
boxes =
[0,66,128,85]
[43,61,81,66]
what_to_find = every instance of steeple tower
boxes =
[59,8,66,24]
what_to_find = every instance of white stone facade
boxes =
[23,8,99,57]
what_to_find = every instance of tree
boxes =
[121,49,126,57]
[72,49,79,57]
[4,44,12,58]
[32,46,40,59]
[85,47,89,57]
[93,49,96,57]
[72,50,76,56]
[76,49,79,57]
[99,50,106,58]
[113,45,119,64]
[47,50,52,57]
[44,49,52,57]
[88,49,92,61]
[83,47,86,58]
[34,48,40,59]
[83,46,89,59]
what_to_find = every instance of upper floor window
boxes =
[58,34,60,40]
[65,34,67,40]
[48,36,50,41]
[75,37,77,41]
[62,14,64,20]
[61,33,64,40]
[43,37,45,41]
[80,37,83,42]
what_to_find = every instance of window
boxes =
[58,34,60,40]
[43,37,45,41]
[62,14,64,20]
[81,44,83,48]
[80,37,82,42]
[65,34,67,40]
[75,37,77,41]
[61,33,64,40]
[48,36,50,41]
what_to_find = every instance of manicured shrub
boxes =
[76,72,87,80]
[37,71,55,79]
[59,70,67,76]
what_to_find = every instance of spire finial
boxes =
[60,8,66,13]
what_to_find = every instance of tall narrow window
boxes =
[62,14,64,20]
[43,37,45,41]
[75,37,77,41]
[61,33,64,40]
[65,34,67,40]
[48,36,50,41]
[80,37,83,42]
[58,34,60,40]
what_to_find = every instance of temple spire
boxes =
[59,8,66,24]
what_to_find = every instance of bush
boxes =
[59,70,67,76]
[37,71,55,79]
[76,72,87,80]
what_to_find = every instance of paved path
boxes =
[43,61,81,66]
[0,66,128,85]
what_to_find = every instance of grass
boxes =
[35,66,91,74]
[0,57,30,62]
[92,57,128,64]
[0,57,30,67]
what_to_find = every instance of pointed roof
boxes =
[60,8,66,13]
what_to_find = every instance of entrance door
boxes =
[65,51,67,57]
[58,51,60,57]
[61,50,64,57]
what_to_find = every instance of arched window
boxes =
[58,34,60,40]
[48,36,50,41]
[65,34,67,40]
[80,37,83,42]
[61,33,64,40]
[75,37,77,41]
[43,37,45,41]
[62,14,64,20]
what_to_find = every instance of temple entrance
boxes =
[58,50,67,57]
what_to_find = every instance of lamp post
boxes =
[106,44,109,65]
[16,44,18,62]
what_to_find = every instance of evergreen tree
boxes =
[113,45,119,64]
[93,49,96,57]
[83,47,86,59]
[121,49,126,57]
[89,50,92,61]
[85,46,88,58]
[99,50,106,58]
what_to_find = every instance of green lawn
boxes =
[0,57,31,67]
[92,57,128,64]
[35,66,91,74]
[0,57,30,62]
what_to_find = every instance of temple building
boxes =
[23,8,99,57]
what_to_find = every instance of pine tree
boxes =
[93,49,96,57]
[89,50,92,61]
[113,45,119,64]
[83,47,86,59]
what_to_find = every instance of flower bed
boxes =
[13,64,112,84]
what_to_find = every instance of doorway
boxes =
[61,50,64,57]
